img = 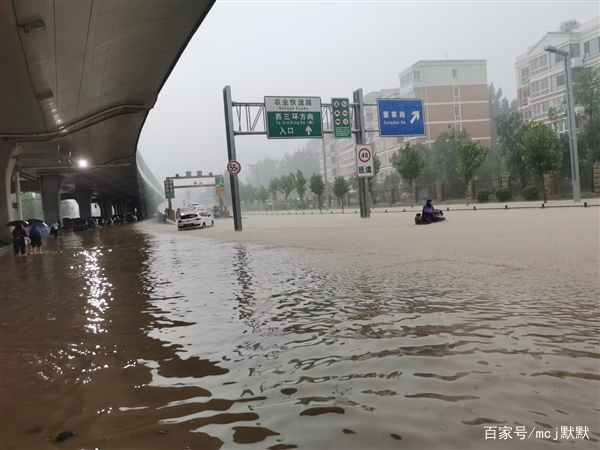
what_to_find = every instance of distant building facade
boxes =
[515,17,599,132]
[312,60,492,185]
[397,60,491,149]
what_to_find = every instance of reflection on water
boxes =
[0,225,598,449]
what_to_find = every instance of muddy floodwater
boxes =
[1,213,599,450]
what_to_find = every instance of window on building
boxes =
[400,72,413,86]
[529,54,549,76]
[584,37,600,57]
[522,88,529,105]
[555,52,565,64]
[453,86,459,98]
[414,88,422,98]
[570,43,580,58]
[385,137,394,149]
[454,106,460,117]
[530,77,550,98]
[413,70,421,80]
[520,67,530,84]
[452,68,458,78]
[523,110,531,120]
[556,74,565,89]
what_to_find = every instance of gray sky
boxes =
[139,0,598,183]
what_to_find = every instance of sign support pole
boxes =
[353,88,370,219]
[223,85,242,231]
[321,137,330,208]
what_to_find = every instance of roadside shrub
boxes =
[523,185,539,201]
[495,187,512,202]
[476,189,490,203]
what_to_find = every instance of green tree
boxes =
[430,130,471,187]
[278,148,320,177]
[455,139,490,205]
[559,19,580,33]
[348,176,359,190]
[391,143,425,207]
[332,176,350,212]
[495,112,531,187]
[295,169,307,210]
[369,153,382,206]
[384,172,402,187]
[520,122,562,203]
[279,174,295,204]
[268,178,280,201]
[574,67,600,163]
[257,186,270,207]
[308,173,325,212]
[239,182,257,207]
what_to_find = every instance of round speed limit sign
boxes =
[227,160,242,175]
[358,147,371,163]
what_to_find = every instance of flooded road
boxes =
[1,221,598,449]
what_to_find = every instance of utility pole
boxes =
[321,137,330,208]
[544,46,581,202]
[353,88,370,218]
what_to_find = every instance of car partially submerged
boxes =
[177,212,214,230]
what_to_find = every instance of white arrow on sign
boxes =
[410,110,420,124]
[306,126,312,135]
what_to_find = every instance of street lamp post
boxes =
[544,45,581,202]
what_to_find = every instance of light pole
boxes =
[248,164,260,211]
[544,45,581,202]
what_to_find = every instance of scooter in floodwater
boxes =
[415,210,446,225]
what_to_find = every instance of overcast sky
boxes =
[139,0,598,183]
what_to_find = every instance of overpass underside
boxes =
[0,0,215,238]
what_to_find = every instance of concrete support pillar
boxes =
[131,199,140,215]
[593,164,600,193]
[436,181,444,203]
[115,198,125,215]
[14,171,23,220]
[139,199,147,217]
[41,175,64,224]
[77,188,93,219]
[0,141,18,242]
[102,195,114,217]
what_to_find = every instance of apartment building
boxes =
[312,60,492,185]
[515,17,599,132]
[397,60,491,149]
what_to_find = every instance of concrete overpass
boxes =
[0,0,215,239]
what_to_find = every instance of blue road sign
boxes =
[377,98,425,137]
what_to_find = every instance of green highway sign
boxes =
[332,97,351,138]
[164,179,175,199]
[215,175,225,188]
[265,96,322,139]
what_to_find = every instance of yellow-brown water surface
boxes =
[1,221,598,450]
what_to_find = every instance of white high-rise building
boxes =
[515,17,599,132]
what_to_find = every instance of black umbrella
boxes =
[26,218,44,224]
[6,220,29,227]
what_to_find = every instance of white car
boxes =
[177,212,214,230]
[187,203,209,214]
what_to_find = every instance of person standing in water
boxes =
[12,224,27,257]
[51,219,60,239]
